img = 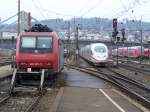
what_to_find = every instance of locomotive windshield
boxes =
[94,46,106,53]
[21,37,36,48]
[37,37,52,48]
[20,36,53,53]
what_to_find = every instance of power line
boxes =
[77,0,95,14]
[112,0,150,18]
[81,0,104,17]
[118,0,136,29]
[21,1,74,18]
[119,0,134,20]
[35,0,49,19]
[31,0,48,20]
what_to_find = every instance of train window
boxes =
[21,37,36,48]
[37,37,52,48]
[137,46,144,51]
[94,46,106,53]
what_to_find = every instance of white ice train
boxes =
[80,43,109,65]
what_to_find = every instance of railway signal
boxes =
[112,18,119,66]
[113,18,117,29]
[112,18,118,41]
[117,37,120,41]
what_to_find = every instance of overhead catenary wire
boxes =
[34,0,61,26]
[112,0,150,18]
[118,0,136,29]
[119,0,134,20]
[77,0,95,15]
[103,0,150,32]
[81,0,105,17]
[21,1,74,18]
[31,0,48,20]
[20,0,150,22]
[34,0,49,19]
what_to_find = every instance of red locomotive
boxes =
[10,24,64,93]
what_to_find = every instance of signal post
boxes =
[112,18,119,66]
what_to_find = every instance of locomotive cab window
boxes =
[37,37,52,48]
[21,37,36,48]
[20,36,53,53]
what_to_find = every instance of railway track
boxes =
[112,57,150,68]
[0,61,12,67]
[0,57,13,67]
[0,74,12,82]
[0,71,43,112]
[118,62,150,75]
[0,57,12,60]
[0,92,41,112]
[110,58,150,75]
[65,64,150,109]
[99,67,150,104]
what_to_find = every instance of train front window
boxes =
[21,37,36,48]
[94,46,106,53]
[20,36,53,53]
[37,37,52,48]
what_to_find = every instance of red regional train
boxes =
[10,24,64,93]
[112,46,150,58]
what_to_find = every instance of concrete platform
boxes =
[56,87,143,112]
[0,65,12,79]
[65,69,110,89]
[51,68,146,112]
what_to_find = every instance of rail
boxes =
[118,63,150,75]
[0,57,13,66]
[0,94,41,112]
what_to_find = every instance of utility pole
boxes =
[68,21,71,41]
[140,29,143,63]
[73,16,76,42]
[0,32,2,48]
[18,0,20,35]
[140,16,143,63]
[75,24,79,65]
[67,21,71,60]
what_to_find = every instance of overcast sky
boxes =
[0,0,150,23]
